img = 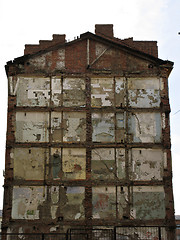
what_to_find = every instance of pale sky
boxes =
[0,0,180,214]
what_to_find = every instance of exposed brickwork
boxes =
[24,34,66,55]
[65,40,87,73]
[3,24,175,239]
[95,24,114,38]
[120,38,158,58]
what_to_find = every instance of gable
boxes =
[6,32,173,76]
[88,41,156,73]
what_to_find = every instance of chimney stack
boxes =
[95,24,114,38]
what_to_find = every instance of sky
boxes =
[0,0,180,214]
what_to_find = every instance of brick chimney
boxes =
[24,34,66,55]
[95,24,114,38]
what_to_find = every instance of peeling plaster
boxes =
[128,112,161,143]
[92,112,114,142]
[17,77,50,106]
[62,148,86,180]
[12,186,47,220]
[63,112,86,142]
[61,186,85,220]
[132,186,165,220]
[130,149,164,181]
[91,78,114,107]
[92,187,116,219]
[13,148,46,180]
[16,112,49,142]
[63,78,86,107]
[91,148,116,180]
[128,78,160,108]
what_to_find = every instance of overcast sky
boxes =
[0,0,180,214]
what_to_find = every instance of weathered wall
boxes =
[5,75,171,222]
[3,27,175,238]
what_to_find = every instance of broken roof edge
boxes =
[5,30,174,70]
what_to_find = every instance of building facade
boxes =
[2,25,175,239]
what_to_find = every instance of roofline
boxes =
[80,32,173,66]
[6,31,174,68]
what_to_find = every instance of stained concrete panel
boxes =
[91,148,126,180]
[116,148,126,179]
[128,78,160,108]
[12,186,46,220]
[92,113,115,142]
[63,112,86,142]
[116,113,125,143]
[115,77,125,107]
[13,148,46,180]
[51,112,62,142]
[52,77,62,106]
[130,148,164,181]
[91,78,114,107]
[60,186,85,220]
[16,112,49,142]
[50,186,60,219]
[128,112,161,143]
[51,148,62,179]
[63,78,86,107]
[16,77,50,106]
[92,187,116,219]
[132,186,165,220]
[117,186,129,219]
[62,148,86,180]
[91,148,116,180]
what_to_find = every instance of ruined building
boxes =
[2,24,175,239]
